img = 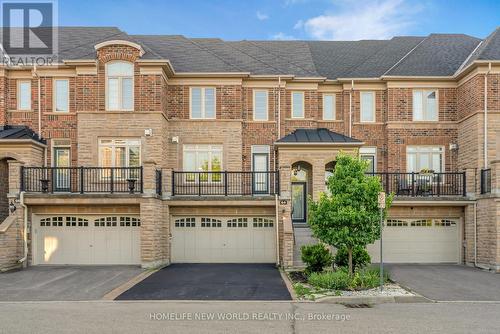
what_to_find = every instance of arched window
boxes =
[106,61,134,111]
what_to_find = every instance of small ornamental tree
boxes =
[308,153,393,275]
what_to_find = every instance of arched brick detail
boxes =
[96,45,142,63]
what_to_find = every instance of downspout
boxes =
[33,65,47,166]
[275,194,280,266]
[349,80,354,137]
[474,202,477,267]
[277,76,281,140]
[483,62,491,169]
[275,75,281,266]
[18,191,28,266]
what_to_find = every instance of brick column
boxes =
[8,160,24,196]
[490,159,500,195]
[312,159,325,201]
[278,165,294,267]
[163,168,173,198]
[464,168,477,197]
[142,160,157,196]
[140,198,169,269]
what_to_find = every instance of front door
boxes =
[53,147,70,191]
[291,182,307,222]
[252,153,269,194]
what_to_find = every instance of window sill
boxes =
[355,121,383,125]
[8,109,33,112]
[318,120,342,123]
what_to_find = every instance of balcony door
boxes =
[53,147,70,191]
[252,152,269,194]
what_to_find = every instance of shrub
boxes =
[350,267,389,290]
[334,246,371,270]
[293,283,312,299]
[308,270,351,290]
[301,244,333,274]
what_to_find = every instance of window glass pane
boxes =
[407,153,416,172]
[418,153,429,171]
[122,78,133,110]
[323,94,335,120]
[361,155,375,173]
[426,91,437,120]
[184,151,196,171]
[254,90,268,120]
[198,152,209,171]
[55,80,68,112]
[361,92,374,122]
[101,147,112,167]
[204,88,215,118]
[128,147,140,166]
[191,88,202,118]
[292,92,304,118]
[115,147,126,167]
[107,78,119,110]
[413,91,423,120]
[431,153,441,172]
[18,81,31,110]
[211,152,222,171]
[107,62,133,76]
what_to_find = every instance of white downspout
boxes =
[277,76,281,140]
[18,191,28,265]
[275,76,281,266]
[33,65,47,166]
[483,63,491,169]
[474,202,477,267]
[349,80,354,137]
[275,194,280,266]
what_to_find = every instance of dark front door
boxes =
[53,147,70,191]
[291,182,307,222]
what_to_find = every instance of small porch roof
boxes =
[0,126,46,144]
[275,128,363,146]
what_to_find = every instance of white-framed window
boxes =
[322,93,335,120]
[253,90,268,121]
[54,79,69,112]
[106,61,134,111]
[291,91,304,118]
[190,87,216,119]
[413,90,438,121]
[183,144,222,182]
[407,146,443,173]
[360,91,375,122]
[98,139,141,168]
[17,80,31,110]
[360,147,377,173]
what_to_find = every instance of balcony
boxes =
[21,167,143,194]
[171,171,279,196]
[370,172,466,197]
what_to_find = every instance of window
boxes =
[190,87,216,119]
[253,90,268,121]
[99,139,141,168]
[322,94,335,120]
[291,91,304,118]
[360,147,377,173]
[407,146,443,173]
[413,90,437,121]
[54,79,69,112]
[360,91,375,122]
[17,80,31,110]
[183,144,222,182]
[106,61,134,111]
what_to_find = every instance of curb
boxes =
[279,269,298,301]
[316,294,430,304]
[102,268,160,301]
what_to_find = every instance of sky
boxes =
[58,0,500,41]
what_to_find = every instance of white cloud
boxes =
[302,0,422,40]
[271,32,296,40]
[294,20,304,30]
[256,11,269,21]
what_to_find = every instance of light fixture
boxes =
[9,201,16,214]
[293,164,301,176]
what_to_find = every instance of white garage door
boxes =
[367,218,460,263]
[171,216,276,263]
[34,215,141,265]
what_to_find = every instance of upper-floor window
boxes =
[17,80,31,110]
[106,61,134,111]
[253,90,268,121]
[322,93,335,120]
[183,144,222,182]
[360,91,375,122]
[54,79,69,112]
[413,90,437,121]
[291,91,304,118]
[190,87,216,119]
[360,147,377,173]
[407,146,443,173]
[99,139,141,168]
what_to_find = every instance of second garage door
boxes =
[171,216,276,263]
[367,218,460,263]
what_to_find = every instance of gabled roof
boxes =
[0,126,45,144]
[462,27,500,70]
[276,128,362,144]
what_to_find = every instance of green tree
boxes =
[308,153,393,275]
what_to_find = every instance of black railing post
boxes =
[463,172,467,196]
[51,168,55,193]
[224,171,228,196]
[276,171,280,195]
[437,173,441,196]
[385,173,389,194]
[172,172,176,196]
[110,168,114,194]
[80,166,84,194]
[198,173,201,196]
[251,172,254,196]
[20,166,24,191]
[411,172,415,197]
[140,166,144,193]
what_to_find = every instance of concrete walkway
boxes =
[0,266,143,301]
[388,264,500,301]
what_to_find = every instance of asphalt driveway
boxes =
[0,266,143,301]
[388,264,500,301]
[116,263,292,301]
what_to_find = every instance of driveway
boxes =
[388,264,500,301]
[0,266,143,301]
[116,263,292,300]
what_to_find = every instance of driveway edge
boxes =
[316,295,430,304]
[279,268,297,301]
[102,269,160,301]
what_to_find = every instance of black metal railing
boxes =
[172,171,279,196]
[21,166,143,194]
[480,169,491,194]
[368,172,466,197]
[156,169,162,196]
